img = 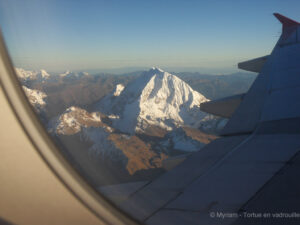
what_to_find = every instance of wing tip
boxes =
[273,13,300,27]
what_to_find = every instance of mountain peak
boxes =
[60,70,71,77]
[40,69,50,78]
[15,68,50,81]
[96,68,209,133]
[56,106,108,135]
[150,67,164,73]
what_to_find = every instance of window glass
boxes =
[0,1,271,224]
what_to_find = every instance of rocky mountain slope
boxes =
[50,106,169,177]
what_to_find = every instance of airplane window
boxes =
[1,1,300,225]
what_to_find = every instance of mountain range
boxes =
[95,67,209,134]
[17,67,254,185]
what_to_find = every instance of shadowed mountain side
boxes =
[49,105,217,185]
[136,124,169,138]
[30,73,136,118]
[53,127,217,186]
[49,107,168,178]
[53,134,166,186]
[182,126,218,144]
[155,127,218,154]
[108,134,168,175]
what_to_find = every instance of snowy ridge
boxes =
[40,69,50,79]
[50,106,124,160]
[113,84,125,96]
[96,67,209,133]
[16,68,38,80]
[59,70,89,79]
[55,106,112,135]
[22,86,47,111]
[59,70,71,77]
[16,68,50,81]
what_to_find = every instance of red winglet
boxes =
[274,13,300,28]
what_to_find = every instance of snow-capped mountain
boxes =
[39,69,50,79]
[96,67,209,134]
[16,68,37,81]
[59,70,89,81]
[59,70,71,78]
[22,86,47,112]
[50,106,120,159]
[16,68,50,82]
[53,106,112,135]
[50,106,168,175]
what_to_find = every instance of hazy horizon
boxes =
[15,65,245,75]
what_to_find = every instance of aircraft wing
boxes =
[101,13,300,225]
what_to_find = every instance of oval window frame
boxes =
[0,30,139,225]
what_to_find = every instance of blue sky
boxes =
[0,0,300,74]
